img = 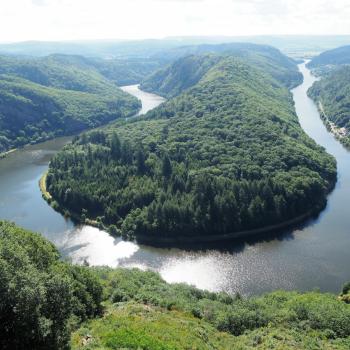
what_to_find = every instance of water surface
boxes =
[1,68,349,295]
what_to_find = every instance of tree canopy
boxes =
[46,51,336,242]
[0,54,141,153]
[0,221,103,350]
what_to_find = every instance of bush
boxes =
[0,221,103,350]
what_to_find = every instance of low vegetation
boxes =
[1,221,350,350]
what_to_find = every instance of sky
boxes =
[1,0,350,42]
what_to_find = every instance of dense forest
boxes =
[308,66,350,147]
[35,54,165,86]
[46,50,336,242]
[2,221,350,349]
[0,54,141,153]
[142,43,303,97]
[0,221,103,349]
[307,45,350,76]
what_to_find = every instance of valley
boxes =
[2,37,350,349]
[0,58,349,296]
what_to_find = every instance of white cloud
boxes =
[0,0,350,42]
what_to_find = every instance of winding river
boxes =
[1,69,350,296]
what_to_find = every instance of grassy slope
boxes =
[72,303,350,350]
[71,268,350,350]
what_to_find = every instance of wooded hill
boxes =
[46,47,336,243]
[0,54,141,153]
[308,65,350,147]
[307,45,350,76]
[141,43,303,97]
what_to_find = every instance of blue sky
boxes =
[1,0,350,42]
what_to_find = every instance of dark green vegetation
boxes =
[46,48,336,242]
[308,66,350,147]
[0,221,103,350]
[308,45,350,75]
[2,222,350,350]
[0,54,140,153]
[142,43,303,97]
[72,268,350,350]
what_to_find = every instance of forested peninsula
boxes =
[0,54,141,154]
[45,46,336,243]
[2,221,350,349]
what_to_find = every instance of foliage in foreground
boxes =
[2,222,350,349]
[72,267,350,350]
[0,221,103,350]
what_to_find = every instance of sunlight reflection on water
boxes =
[59,226,139,267]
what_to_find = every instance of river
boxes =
[0,73,349,296]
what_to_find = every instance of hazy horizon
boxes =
[2,0,350,43]
[2,34,350,46]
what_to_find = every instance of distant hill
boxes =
[140,54,222,98]
[307,45,350,75]
[1,35,350,58]
[142,43,302,98]
[0,53,164,87]
[0,54,140,153]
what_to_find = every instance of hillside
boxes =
[72,268,350,350]
[308,66,350,147]
[45,51,336,243]
[83,56,165,86]
[0,221,103,349]
[140,54,222,98]
[307,45,350,75]
[145,43,303,95]
[0,55,140,153]
[2,221,350,350]
[35,54,165,86]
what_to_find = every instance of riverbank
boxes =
[313,100,350,148]
[39,171,52,201]
[40,170,109,232]
[0,148,17,159]
[39,167,330,247]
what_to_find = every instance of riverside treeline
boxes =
[307,45,350,148]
